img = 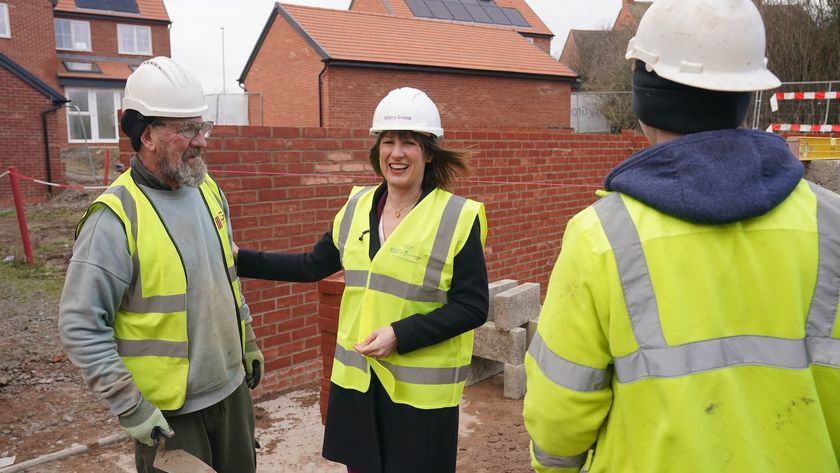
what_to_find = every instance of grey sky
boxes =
[164,0,626,95]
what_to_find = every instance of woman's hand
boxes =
[231,240,239,264]
[354,326,397,359]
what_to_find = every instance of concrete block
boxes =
[487,279,518,321]
[473,321,527,365]
[465,356,504,387]
[525,317,539,348]
[503,363,526,400]
[494,282,541,331]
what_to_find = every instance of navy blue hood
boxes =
[604,129,803,224]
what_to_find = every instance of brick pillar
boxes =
[318,273,344,424]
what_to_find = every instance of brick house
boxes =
[0,0,170,204]
[558,0,651,80]
[53,0,170,146]
[238,2,575,130]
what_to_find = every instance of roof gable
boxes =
[241,3,573,82]
[0,53,67,104]
[54,0,169,22]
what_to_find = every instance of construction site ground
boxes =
[0,179,531,472]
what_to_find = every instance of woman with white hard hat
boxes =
[235,87,488,473]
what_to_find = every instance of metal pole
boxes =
[221,26,226,95]
[9,167,35,265]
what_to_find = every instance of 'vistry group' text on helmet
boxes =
[122,56,207,118]
[370,87,444,139]
[625,0,780,92]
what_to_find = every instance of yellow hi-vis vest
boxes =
[330,186,487,409]
[76,170,245,411]
[525,180,840,472]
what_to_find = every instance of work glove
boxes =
[118,398,174,447]
[244,340,264,389]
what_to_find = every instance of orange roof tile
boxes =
[276,4,574,78]
[54,0,169,22]
[57,59,135,81]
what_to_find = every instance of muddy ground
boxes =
[0,184,531,472]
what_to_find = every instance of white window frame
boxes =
[117,24,152,55]
[0,3,10,39]
[65,88,123,144]
[54,19,91,51]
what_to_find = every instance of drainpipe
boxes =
[318,61,328,127]
[40,103,64,196]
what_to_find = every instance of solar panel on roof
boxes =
[444,2,473,22]
[405,0,434,17]
[75,0,139,13]
[405,0,531,28]
[501,7,530,27]
[426,1,454,19]
[482,5,511,25]
[463,4,492,23]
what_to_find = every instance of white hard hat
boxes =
[625,0,781,92]
[122,56,207,118]
[370,87,444,139]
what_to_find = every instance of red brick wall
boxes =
[0,67,64,206]
[323,67,571,130]
[193,124,645,393]
[243,15,323,127]
[0,0,60,90]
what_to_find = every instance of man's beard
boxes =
[155,145,207,188]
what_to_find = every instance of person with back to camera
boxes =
[58,56,262,473]
[234,87,488,473]
[523,0,840,471]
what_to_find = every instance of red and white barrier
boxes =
[766,124,840,133]
[770,91,839,112]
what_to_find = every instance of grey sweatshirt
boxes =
[58,157,253,417]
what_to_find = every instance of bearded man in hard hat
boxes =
[524,0,840,472]
[59,56,262,473]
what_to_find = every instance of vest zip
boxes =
[136,184,190,362]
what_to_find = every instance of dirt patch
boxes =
[0,189,530,472]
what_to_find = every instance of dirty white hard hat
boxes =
[122,56,208,118]
[625,0,781,92]
[370,87,444,139]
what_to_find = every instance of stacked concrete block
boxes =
[467,280,541,399]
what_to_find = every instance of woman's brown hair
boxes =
[368,130,473,191]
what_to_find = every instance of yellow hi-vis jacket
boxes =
[524,180,840,473]
[330,186,486,409]
[76,171,245,411]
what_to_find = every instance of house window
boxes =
[0,3,10,38]
[117,24,151,55]
[55,19,91,51]
[63,61,101,73]
[66,88,123,143]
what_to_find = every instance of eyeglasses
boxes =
[153,121,214,139]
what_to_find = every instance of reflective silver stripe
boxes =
[532,440,587,469]
[368,273,448,304]
[614,335,809,383]
[378,359,470,385]
[122,293,186,313]
[334,343,368,373]
[337,186,375,261]
[594,194,666,348]
[104,186,187,314]
[228,265,237,283]
[805,182,840,337]
[808,336,840,368]
[116,339,188,358]
[423,195,466,291]
[343,269,369,288]
[528,332,610,391]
